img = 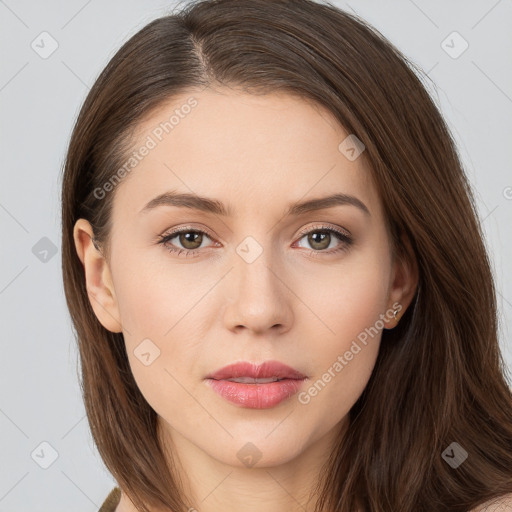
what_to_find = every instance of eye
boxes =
[157,227,217,257]
[156,224,353,258]
[294,224,353,256]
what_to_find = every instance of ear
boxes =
[384,230,419,329]
[73,219,123,333]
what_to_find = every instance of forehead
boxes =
[111,88,382,224]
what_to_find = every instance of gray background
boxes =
[1,0,511,510]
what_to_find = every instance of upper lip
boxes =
[206,360,307,380]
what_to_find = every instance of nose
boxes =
[222,244,294,336]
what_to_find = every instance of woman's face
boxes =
[75,88,416,470]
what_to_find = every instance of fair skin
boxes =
[74,88,419,512]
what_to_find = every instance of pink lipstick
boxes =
[205,360,307,409]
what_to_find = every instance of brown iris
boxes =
[307,230,331,251]
[179,231,203,250]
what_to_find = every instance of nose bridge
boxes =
[223,233,293,333]
[236,237,278,296]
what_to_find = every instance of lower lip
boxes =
[206,378,305,409]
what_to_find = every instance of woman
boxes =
[61,0,512,510]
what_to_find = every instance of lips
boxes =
[205,360,307,409]
[206,360,307,381]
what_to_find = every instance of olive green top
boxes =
[98,487,121,512]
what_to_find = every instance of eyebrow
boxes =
[139,191,370,217]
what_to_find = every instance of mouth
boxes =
[223,376,285,384]
[206,360,307,381]
[205,360,307,409]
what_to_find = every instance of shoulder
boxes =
[470,493,512,511]
[98,486,121,512]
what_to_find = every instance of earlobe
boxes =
[73,219,123,333]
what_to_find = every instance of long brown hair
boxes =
[60,0,512,510]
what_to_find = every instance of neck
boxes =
[117,416,348,512]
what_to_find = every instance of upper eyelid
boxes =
[297,223,350,237]
[162,225,216,241]
[161,223,351,244]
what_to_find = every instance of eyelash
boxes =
[156,224,353,259]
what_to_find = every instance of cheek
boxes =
[305,249,390,347]
[295,250,390,409]
[110,247,187,338]
[109,251,211,408]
